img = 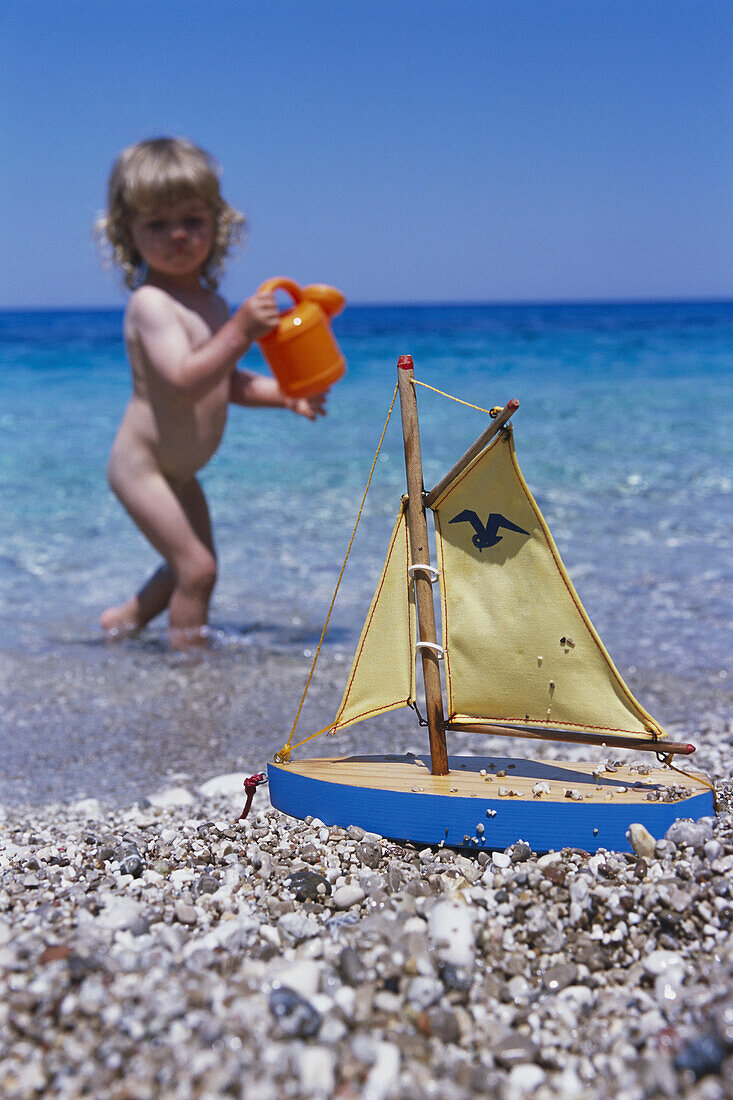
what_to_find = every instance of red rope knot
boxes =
[237,772,268,821]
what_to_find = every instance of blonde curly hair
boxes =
[96,137,245,290]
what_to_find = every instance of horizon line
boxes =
[2,295,733,314]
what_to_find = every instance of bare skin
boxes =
[101,196,326,648]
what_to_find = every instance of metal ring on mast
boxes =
[408,564,441,583]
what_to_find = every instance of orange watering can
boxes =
[257,277,346,398]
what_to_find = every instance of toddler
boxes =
[97,137,326,647]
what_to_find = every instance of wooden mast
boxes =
[397,356,449,775]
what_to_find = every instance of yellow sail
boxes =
[432,431,664,740]
[330,503,417,732]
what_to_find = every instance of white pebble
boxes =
[508,1064,546,1093]
[643,949,684,977]
[333,883,366,910]
[363,1041,401,1100]
[406,975,443,1009]
[297,1047,335,1096]
[147,786,195,809]
[278,911,321,941]
[96,897,142,932]
[198,773,246,798]
[275,959,321,998]
[68,797,103,819]
[428,898,476,967]
[627,822,657,859]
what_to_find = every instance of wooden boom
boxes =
[424,398,519,509]
[445,720,696,756]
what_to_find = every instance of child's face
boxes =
[129,196,215,286]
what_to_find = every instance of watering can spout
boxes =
[302,284,346,318]
[257,277,346,398]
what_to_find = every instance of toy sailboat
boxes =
[268,356,714,852]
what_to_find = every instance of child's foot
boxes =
[100,602,141,639]
[168,624,210,651]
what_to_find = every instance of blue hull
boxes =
[268,756,715,854]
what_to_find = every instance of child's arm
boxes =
[230,370,328,420]
[128,287,278,397]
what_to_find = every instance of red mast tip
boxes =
[508,398,520,409]
[398,355,414,369]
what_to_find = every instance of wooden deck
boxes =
[273,753,710,805]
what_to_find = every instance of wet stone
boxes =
[193,873,219,897]
[714,1002,733,1044]
[491,1033,540,1069]
[96,840,116,863]
[338,946,367,986]
[174,902,198,925]
[269,985,322,1038]
[355,841,382,869]
[543,863,567,887]
[665,819,714,849]
[285,869,332,902]
[509,840,533,862]
[114,841,144,878]
[674,1031,728,1079]
[438,962,473,993]
[416,1005,461,1044]
[544,962,579,992]
[67,953,103,983]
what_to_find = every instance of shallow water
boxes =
[1,301,731,804]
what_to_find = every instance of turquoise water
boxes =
[2,301,731,667]
[0,301,731,802]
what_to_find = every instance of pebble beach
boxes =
[2,746,732,1099]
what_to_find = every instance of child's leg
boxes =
[169,477,217,645]
[100,563,175,636]
[103,467,217,646]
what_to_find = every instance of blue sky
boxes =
[2,0,731,307]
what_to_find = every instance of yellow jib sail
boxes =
[330,503,417,732]
[432,432,664,740]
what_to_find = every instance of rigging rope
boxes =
[411,378,496,416]
[275,383,400,763]
[658,753,719,808]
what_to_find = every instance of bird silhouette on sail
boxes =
[450,510,530,551]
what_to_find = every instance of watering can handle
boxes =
[258,277,303,309]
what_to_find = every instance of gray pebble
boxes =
[665,818,714,848]
[355,841,382,868]
[174,902,198,925]
[285,869,332,902]
[338,945,366,985]
[491,1033,540,1069]
[268,985,322,1038]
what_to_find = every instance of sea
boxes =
[1,301,731,804]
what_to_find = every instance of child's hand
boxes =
[237,292,280,341]
[285,391,328,420]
